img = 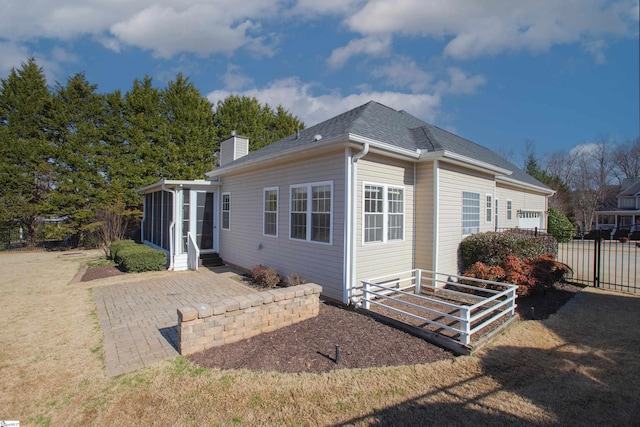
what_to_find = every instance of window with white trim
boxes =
[486,194,493,222]
[263,187,278,236]
[221,193,230,230]
[290,182,332,243]
[462,191,480,235]
[364,183,405,243]
[507,200,513,220]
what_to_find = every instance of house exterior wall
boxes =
[219,148,346,302]
[354,154,415,285]
[436,162,497,274]
[414,161,436,271]
[495,181,548,229]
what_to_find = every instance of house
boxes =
[138,101,553,304]
[595,177,640,239]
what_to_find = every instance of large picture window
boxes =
[221,193,230,230]
[364,183,404,243]
[462,191,480,235]
[263,187,278,236]
[290,182,332,243]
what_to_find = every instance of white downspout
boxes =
[349,143,369,304]
[162,182,177,271]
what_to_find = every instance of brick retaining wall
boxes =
[177,283,322,355]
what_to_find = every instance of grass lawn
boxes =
[1,250,639,426]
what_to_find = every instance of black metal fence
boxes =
[557,234,639,294]
[495,227,639,293]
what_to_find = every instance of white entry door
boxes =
[182,190,217,253]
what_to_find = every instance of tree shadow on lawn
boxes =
[335,289,640,426]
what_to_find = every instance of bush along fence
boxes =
[177,283,322,355]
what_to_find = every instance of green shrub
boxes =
[118,244,167,273]
[250,265,281,288]
[547,207,575,243]
[109,239,136,262]
[460,230,557,270]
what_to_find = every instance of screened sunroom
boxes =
[137,179,219,271]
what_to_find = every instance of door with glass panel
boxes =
[182,190,216,253]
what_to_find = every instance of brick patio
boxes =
[93,267,256,376]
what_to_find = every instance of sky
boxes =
[1,0,638,165]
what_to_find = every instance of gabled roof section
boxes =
[619,177,640,196]
[208,100,550,191]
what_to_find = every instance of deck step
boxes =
[199,252,224,267]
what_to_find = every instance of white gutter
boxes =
[420,150,512,176]
[497,175,555,195]
[348,142,369,304]
[161,182,177,271]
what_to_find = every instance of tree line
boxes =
[524,136,639,232]
[0,58,303,247]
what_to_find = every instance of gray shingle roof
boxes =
[216,100,549,190]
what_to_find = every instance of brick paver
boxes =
[93,267,256,376]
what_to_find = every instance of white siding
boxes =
[415,162,435,270]
[355,154,414,285]
[219,149,346,302]
[437,162,496,274]
[496,182,548,229]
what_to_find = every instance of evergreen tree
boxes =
[49,73,108,246]
[0,58,54,246]
[160,73,216,179]
[123,76,166,184]
[213,95,304,153]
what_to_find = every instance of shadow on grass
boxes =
[335,289,640,426]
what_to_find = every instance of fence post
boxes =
[593,236,601,288]
[415,269,422,295]
[509,287,516,315]
[363,281,370,310]
[459,307,470,345]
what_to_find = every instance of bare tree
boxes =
[95,203,129,257]
[612,137,640,182]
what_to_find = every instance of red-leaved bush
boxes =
[462,254,571,296]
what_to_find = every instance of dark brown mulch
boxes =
[188,302,455,373]
[81,264,125,282]
[515,281,584,320]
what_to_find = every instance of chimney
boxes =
[219,131,249,167]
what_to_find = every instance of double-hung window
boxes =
[363,183,404,243]
[263,187,278,236]
[290,181,332,243]
[462,191,480,235]
[486,194,493,222]
[507,200,513,220]
[221,193,230,230]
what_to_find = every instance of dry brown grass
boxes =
[1,250,639,426]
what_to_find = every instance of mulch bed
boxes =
[83,265,583,373]
[81,264,126,282]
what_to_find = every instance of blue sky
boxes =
[1,0,638,165]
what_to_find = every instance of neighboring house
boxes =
[595,177,640,239]
[138,101,553,304]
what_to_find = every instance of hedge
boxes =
[460,230,557,270]
[109,239,137,263]
[547,207,575,243]
[109,240,167,273]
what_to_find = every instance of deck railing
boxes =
[360,269,518,346]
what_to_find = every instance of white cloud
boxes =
[344,0,637,62]
[206,77,442,127]
[221,64,253,90]
[436,67,486,95]
[327,36,391,69]
[371,56,433,93]
[0,42,30,77]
